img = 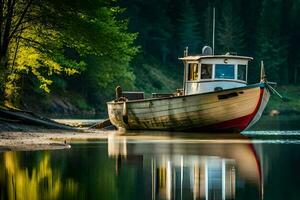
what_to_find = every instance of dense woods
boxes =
[0,0,299,115]
[0,0,137,112]
[121,0,300,85]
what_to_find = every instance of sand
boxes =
[0,117,117,151]
[0,127,114,151]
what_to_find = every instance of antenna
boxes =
[212,7,215,55]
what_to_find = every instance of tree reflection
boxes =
[0,152,78,200]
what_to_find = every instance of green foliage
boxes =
[121,0,299,86]
[71,94,93,111]
[0,0,138,107]
[202,4,213,46]
[216,2,246,54]
[266,85,300,114]
[178,0,201,54]
[256,0,288,84]
[81,55,136,107]
[132,55,181,96]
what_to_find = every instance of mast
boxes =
[260,60,266,81]
[212,7,215,55]
[182,46,189,95]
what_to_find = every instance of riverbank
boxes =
[0,128,110,151]
[0,106,115,151]
[2,114,300,151]
[266,85,300,115]
[0,116,109,151]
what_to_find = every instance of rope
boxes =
[266,83,289,102]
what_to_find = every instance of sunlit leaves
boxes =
[5,23,82,97]
[1,0,138,105]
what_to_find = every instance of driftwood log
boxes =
[0,106,113,130]
[88,118,113,129]
[0,106,76,130]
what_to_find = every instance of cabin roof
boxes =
[179,55,253,61]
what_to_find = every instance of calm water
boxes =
[1,116,300,200]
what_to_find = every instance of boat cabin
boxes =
[179,52,252,95]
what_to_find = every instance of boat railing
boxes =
[152,89,183,98]
[121,91,145,100]
[152,93,173,98]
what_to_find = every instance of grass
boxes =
[134,62,182,97]
[266,85,300,115]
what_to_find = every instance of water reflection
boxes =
[107,134,261,200]
[3,131,298,200]
[0,152,78,200]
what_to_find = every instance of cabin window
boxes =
[201,64,212,79]
[215,64,235,79]
[187,63,199,81]
[238,65,247,81]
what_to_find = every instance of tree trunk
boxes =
[1,0,14,56]
[0,0,3,50]
[0,0,15,105]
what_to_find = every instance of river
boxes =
[0,116,300,200]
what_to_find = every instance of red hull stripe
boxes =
[247,143,263,196]
[200,88,264,132]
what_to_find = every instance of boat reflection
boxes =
[108,133,262,200]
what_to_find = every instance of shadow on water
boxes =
[0,131,300,199]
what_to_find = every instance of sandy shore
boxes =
[0,127,114,151]
[0,117,116,151]
[0,128,255,151]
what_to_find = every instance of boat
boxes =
[107,46,272,132]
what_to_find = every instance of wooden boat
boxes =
[107,46,271,132]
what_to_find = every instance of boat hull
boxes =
[107,83,270,132]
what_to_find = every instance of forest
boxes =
[0,0,299,116]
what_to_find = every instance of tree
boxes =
[121,0,172,63]
[145,0,172,64]
[0,0,138,105]
[216,1,245,54]
[178,0,201,54]
[256,0,288,83]
[202,4,213,48]
[287,0,299,84]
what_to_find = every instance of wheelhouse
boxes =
[179,55,253,95]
